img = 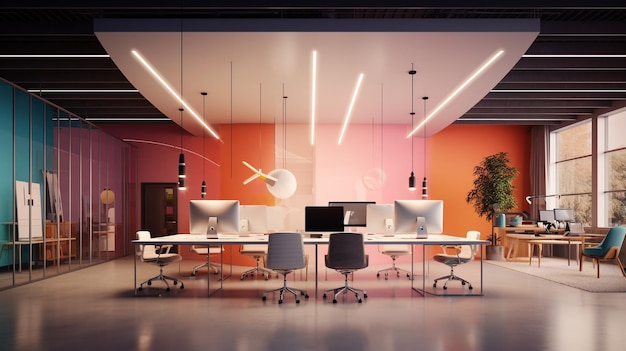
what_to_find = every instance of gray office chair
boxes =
[432,230,480,290]
[136,230,184,291]
[190,245,223,276]
[323,232,369,303]
[240,244,273,280]
[376,244,412,280]
[262,233,309,304]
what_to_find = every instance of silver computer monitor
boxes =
[328,201,376,227]
[366,204,394,236]
[554,208,575,222]
[539,210,555,222]
[239,205,268,235]
[189,200,240,238]
[394,200,444,238]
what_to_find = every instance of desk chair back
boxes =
[265,232,306,271]
[462,230,481,260]
[326,232,368,270]
[584,226,626,257]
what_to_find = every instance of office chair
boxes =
[323,232,369,303]
[376,244,411,280]
[580,226,626,278]
[262,232,309,304]
[432,230,481,290]
[240,244,273,280]
[136,230,184,291]
[190,245,223,276]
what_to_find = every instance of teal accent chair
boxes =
[579,226,626,278]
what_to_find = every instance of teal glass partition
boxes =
[0,79,137,290]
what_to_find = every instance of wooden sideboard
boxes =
[494,226,565,260]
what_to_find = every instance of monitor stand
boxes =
[416,216,428,239]
[383,218,394,237]
[206,217,218,239]
[239,219,250,237]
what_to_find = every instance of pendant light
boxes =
[177,18,186,191]
[200,91,207,198]
[422,96,429,199]
[408,64,417,191]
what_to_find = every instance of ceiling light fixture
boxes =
[177,22,186,191]
[406,49,505,138]
[310,50,318,145]
[131,49,220,140]
[523,54,626,58]
[0,54,110,58]
[27,89,138,93]
[422,96,429,199]
[338,73,365,145]
[200,91,207,198]
[408,64,417,191]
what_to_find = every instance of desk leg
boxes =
[133,251,137,295]
[314,244,319,299]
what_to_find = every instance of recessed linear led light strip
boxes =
[310,50,318,145]
[28,89,138,93]
[338,73,365,145]
[492,89,626,93]
[406,49,505,138]
[131,49,220,140]
[523,54,626,58]
[0,54,110,58]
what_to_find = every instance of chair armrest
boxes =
[156,244,173,255]
[440,245,461,255]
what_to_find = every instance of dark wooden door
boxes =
[141,183,177,238]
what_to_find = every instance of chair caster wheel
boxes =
[278,300,283,304]
[433,283,437,288]
[376,273,380,277]
[191,272,196,276]
[180,284,184,289]
[147,280,152,286]
[332,299,337,303]
[323,293,327,299]
[469,285,473,290]
[262,296,267,301]
[443,286,448,290]
[296,299,300,304]
[304,294,309,299]
[166,287,171,291]
[173,281,178,285]
[363,293,368,298]
[461,281,466,286]
[358,299,362,303]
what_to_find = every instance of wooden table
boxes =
[506,233,583,267]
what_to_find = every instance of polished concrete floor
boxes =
[1,256,625,351]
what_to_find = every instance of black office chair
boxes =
[323,232,369,303]
[262,232,309,304]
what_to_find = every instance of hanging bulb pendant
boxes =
[408,171,416,191]
[178,153,186,190]
[201,180,207,198]
[422,177,428,199]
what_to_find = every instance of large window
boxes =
[551,121,592,225]
[604,111,626,226]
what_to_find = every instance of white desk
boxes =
[131,233,489,297]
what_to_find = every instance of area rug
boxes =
[486,257,626,293]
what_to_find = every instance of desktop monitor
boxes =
[239,205,268,235]
[554,208,575,222]
[328,201,376,227]
[189,200,240,238]
[305,206,344,234]
[539,210,555,222]
[393,200,444,238]
[366,204,394,235]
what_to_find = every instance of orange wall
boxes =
[103,122,532,263]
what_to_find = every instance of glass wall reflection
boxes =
[0,79,137,290]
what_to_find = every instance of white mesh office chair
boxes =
[432,230,480,290]
[136,230,184,291]
[376,244,411,280]
[323,232,369,303]
[240,244,273,280]
[190,245,223,276]
[262,233,309,304]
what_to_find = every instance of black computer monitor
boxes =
[189,200,240,237]
[328,201,376,227]
[305,206,344,233]
[393,200,444,237]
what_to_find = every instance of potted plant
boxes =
[466,152,519,260]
